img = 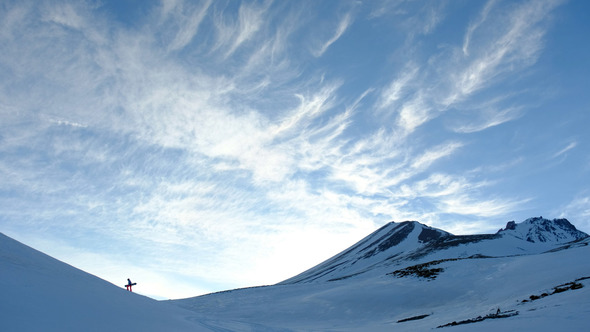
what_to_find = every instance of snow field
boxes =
[175,240,590,331]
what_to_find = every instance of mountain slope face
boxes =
[280,221,451,284]
[0,233,220,331]
[281,217,589,284]
[175,218,590,331]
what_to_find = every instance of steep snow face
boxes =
[0,233,217,331]
[498,217,588,243]
[281,221,451,284]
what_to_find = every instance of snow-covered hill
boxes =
[2,217,589,331]
[280,217,588,284]
[174,218,590,331]
[0,232,234,331]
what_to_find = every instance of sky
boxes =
[1,0,589,300]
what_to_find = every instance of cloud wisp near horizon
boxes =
[1,0,589,299]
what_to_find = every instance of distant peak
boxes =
[385,220,432,228]
[498,217,588,243]
[384,221,451,243]
[504,221,517,231]
[385,220,418,226]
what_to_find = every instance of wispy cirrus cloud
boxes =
[445,0,563,105]
[377,63,419,111]
[163,0,212,52]
[462,0,497,56]
[410,142,463,170]
[552,141,577,159]
[312,12,353,57]
[450,106,524,133]
[373,0,562,136]
[438,196,531,219]
[211,1,270,59]
[399,173,488,199]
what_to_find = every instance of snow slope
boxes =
[174,218,590,331]
[176,243,590,330]
[2,217,589,331]
[0,232,256,331]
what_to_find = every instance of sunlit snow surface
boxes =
[174,219,590,331]
[0,233,214,331]
[2,218,590,331]
[177,248,590,331]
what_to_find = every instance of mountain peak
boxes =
[280,221,452,284]
[497,217,588,243]
[282,217,588,285]
[355,221,452,256]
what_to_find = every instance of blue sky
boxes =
[1,0,589,299]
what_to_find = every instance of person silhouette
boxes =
[125,278,136,292]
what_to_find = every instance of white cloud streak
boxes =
[312,12,353,57]
[451,106,523,133]
[552,141,577,159]
[438,196,531,218]
[164,0,212,52]
[374,0,562,136]
[446,0,562,105]
[463,0,497,56]
[378,63,419,111]
[211,1,270,59]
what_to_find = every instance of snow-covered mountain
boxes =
[281,217,588,284]
[497,216,587,243]
[175,217,590,331]
[2,217,589,331]
[280,220,452,284]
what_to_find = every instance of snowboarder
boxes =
[125,278,136,292]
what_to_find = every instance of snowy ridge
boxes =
[281,218,588,284]
[280,221,451,284]
[497,217,588,243]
